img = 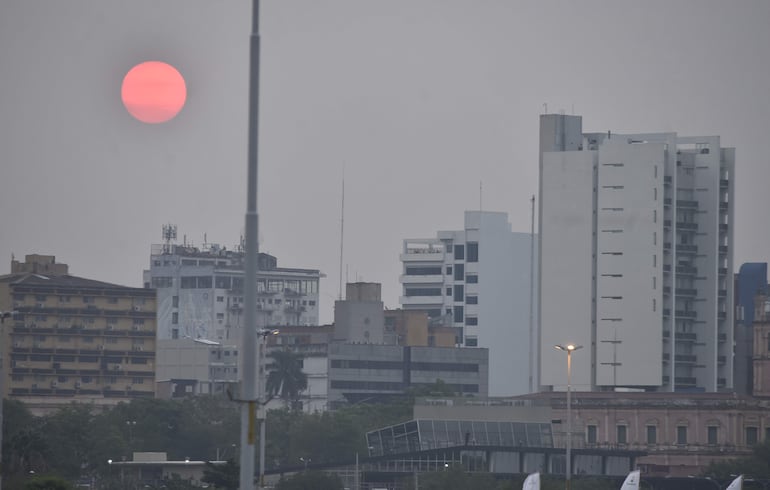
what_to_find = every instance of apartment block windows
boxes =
[454,244,465,260]
[646,425,657,445]
[676,426,688,445]
[465,316,478,326]
[466,243,479,262]
[172,312,178,325]
[454,285,464,302]
[172,296,179,308]
[466,295,478,305]
[466,274,478,284]
[586,425,597,444]
[616,425,627,444]
[454,264,465,281]
[707,426,718,445]
[446,287,452,297]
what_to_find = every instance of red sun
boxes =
[121,61,186,124]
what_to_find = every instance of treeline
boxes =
[1,394,410,489]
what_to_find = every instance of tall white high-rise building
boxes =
[399,211,538,396]
[538,114,735,393]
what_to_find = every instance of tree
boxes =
[201,459,239,490]
[265,350,308,408]
[274,471,344,490]
[703,440,770,481]
[23,475,75,490]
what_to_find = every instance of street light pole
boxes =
[240,0,261,489]
[555,344,582,490]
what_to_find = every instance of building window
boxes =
[446,266,452,275]
[454,244,465,260]
[446,287,452,297]
[172,312,178,325]
[707,426,718,445]
[466,274,478,284]
[646,425,657,445]
[465,337,478,347]
[466,295,478,305]
[172,328,179,339]
[454,264,465,281]
[765,427,770,443]
[453,306,464,322]
[172,296,179,308]
[465,316,478,326]
[466,243,479,262]
[746,427,759,446]
[676,426,687,445]
[454,285,464,302]
[217,296,224,302]
[586,425,597,444]
[616,425,627,444]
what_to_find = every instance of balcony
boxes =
[676,266,698,275]
[719,245,728,254]
[399,274,444,285]
[400,295,445,307]
[675,332,697,341]
[676,200,698,209]
[676,222,698,231]
[675,377,697,387]
[719,224,728,233]
[675,310,697,318]
[675,354,697,363]
[720,202,728,211]
[676,288,698,297]
[678,245,698,254]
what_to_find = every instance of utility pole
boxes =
[239,0,261,489]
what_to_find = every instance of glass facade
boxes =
[366,419,553,456]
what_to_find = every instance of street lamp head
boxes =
[555,344,583,352]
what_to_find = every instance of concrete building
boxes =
[539,114,735,393]
[400,211,538,397]
[155,338,239,398]
[327,343,488,409]
[752,292,770,398]
[333,282,384,344]
[0,255,156,413]
[735,263,768,394]
[143,234,322,344]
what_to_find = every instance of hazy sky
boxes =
[2,1,770,324]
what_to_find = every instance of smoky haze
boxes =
[1,1,769,323]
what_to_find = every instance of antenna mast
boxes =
[338,167,345,300]
[162,223,177,254]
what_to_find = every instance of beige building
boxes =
[0,255,156,413]
[753,293,770,397]
[384,309,457,347]
[528,391,767,477]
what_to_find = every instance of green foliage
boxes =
[23,475,75,490]
[703,440,770,480]
[266,350,308,408]
[201,459,239,490]
[274,470,344,490]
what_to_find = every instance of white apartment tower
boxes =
[399,211,538,396]
[538,114,735,393]
[143,237,322,344]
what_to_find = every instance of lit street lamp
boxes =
[555,344,582,490]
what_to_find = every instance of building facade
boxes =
[399,211,537,396]
[0,255,157,413]
[735,263,768,394]
[539,114,735,392]
[143,238,322,345]
[327,343,489,409]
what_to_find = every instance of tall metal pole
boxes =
[239,0,261,489]
[566,350,572,490]
[555,344,581,490]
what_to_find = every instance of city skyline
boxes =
[2,1,770,324]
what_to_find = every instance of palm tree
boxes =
[265,350,308,409]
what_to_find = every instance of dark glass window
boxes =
[646,426,657,444]
[454,264,465,281]
[466,296,478,305]
[453,306,464,322]
[454,285,464,302]
[676,426,687,445]
[466,274,478,284]
[454,245,465,260]
[467,243,479,262]
[707,426,717,445]
[617,425,627,444]
[465,316,478,326]
[747,427,759,446]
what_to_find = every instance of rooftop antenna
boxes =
[479,181,483,212]
[338,165,346,300]
[162,224,177,254]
